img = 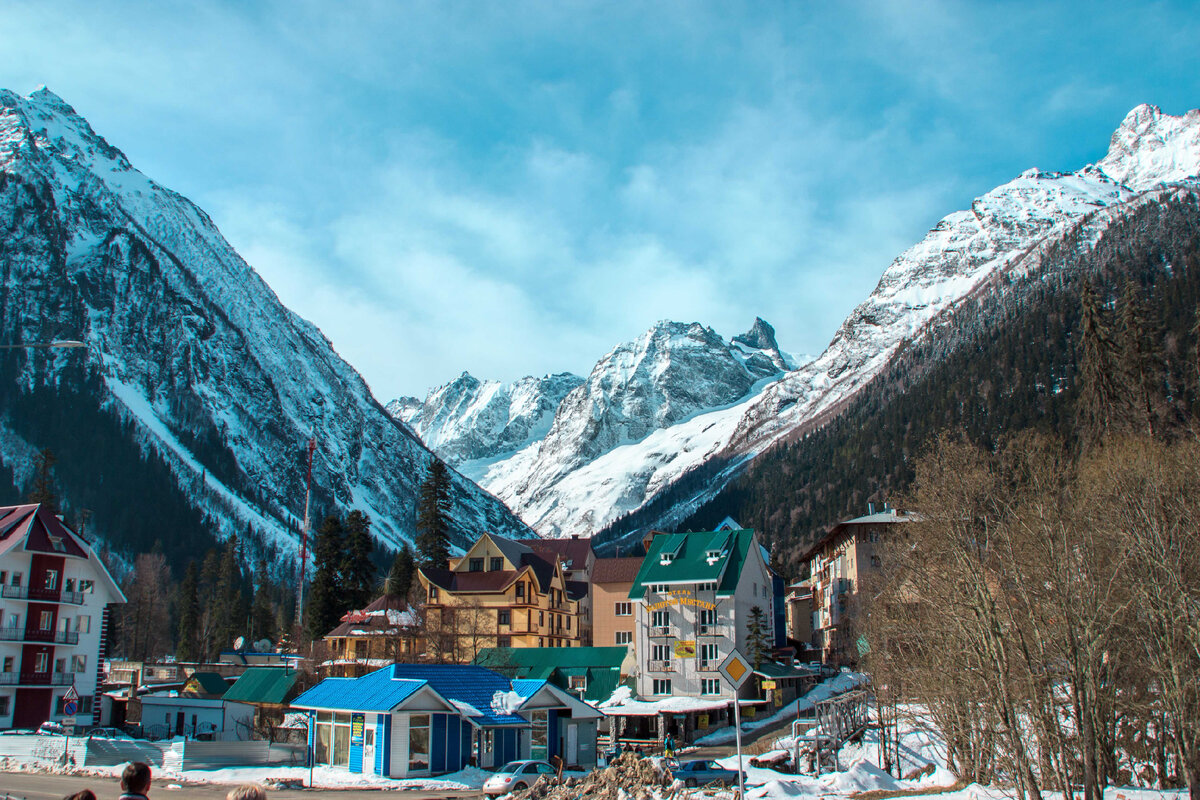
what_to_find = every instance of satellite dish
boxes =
[233,636,246,651]
[254,638,272,653]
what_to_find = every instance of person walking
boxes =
[118,762,152,800]
[664,732,676,759]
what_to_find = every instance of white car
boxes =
[482,760,557,796]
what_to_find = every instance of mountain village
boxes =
[1,24,1199,800]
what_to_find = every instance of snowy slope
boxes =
[0,87,534,554]
[425,104,1200,539]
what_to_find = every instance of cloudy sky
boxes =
[3,1,1198,400]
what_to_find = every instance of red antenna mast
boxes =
[295,438,317,628]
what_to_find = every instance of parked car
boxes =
[671,759,746,788]
[483,760,558,795]
[37,721,66,736]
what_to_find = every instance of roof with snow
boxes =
[629,529,758,598]
[0,503,125,602]
[386,664,529,726]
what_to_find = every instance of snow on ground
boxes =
[52,762,494,790]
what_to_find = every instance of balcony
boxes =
[697,624,725,637]
[0,627,80,645]
[0,671,76,686]
[697,660,718,672]
[0,585,86,605]
[649,626,672,638]
[647,660,674,672]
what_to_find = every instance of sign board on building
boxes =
[760,680,776,690]
[674,640,696,658]
[350,713,365,746]
[697,714,709,729]
[718,650,752,689]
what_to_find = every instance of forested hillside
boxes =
[603,190,1200,571]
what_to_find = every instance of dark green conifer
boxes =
[416,458,452,570]
[746,605,771,668]
[27,448,60,513]
[175,561,200,662]
[1077,283,1121,446]
[250,559,276,643]
[1118,280,1163,437]
[385,543,416,598]
[342,511,377,609]
[306,514,347,640]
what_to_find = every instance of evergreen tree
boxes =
[385,543,416,598]
[416,458,452,570]
[307,514,348,640]
[175,561,200,662]
[214,534,245,650]
[746,605,771,668]
[27,448,60,513]
[342,510,377,609]
[1118,280,1164,436]
[250,559,276,643]
[1077,283,1121,447]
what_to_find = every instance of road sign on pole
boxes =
[721,649,752,799]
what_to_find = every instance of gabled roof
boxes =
[526,537,593,569]
[422,567,520,593]
[629,529,758,598]
[223,667,299,705]
[184,672,230,697]
[474,647,627,702]
[593,557,643,584]
[565,580,588,601]
[325,598,419,639]
[291,670,428,712]
[488,534,536,568]
[387,664,529,726]
[0,504,125,602]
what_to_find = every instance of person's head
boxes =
[65,791,97,800]
[226,785,267,800]
[121,761,152,794]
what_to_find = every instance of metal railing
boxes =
[0,585,85,604]
[0,627,79,645]
[647,660,674,672]
[649,626,672,637]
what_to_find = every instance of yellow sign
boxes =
[760,680,776,690]
[646,589,717,612]
[719,651,751,687]
[744,706,756,718]
[674,640,696,658]
[774,693,783,707]
[698,714,709,729]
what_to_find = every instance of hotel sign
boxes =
[647,589,716,612]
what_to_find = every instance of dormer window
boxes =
[48,535,66,553]
[659,553,674,565]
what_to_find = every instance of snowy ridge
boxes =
[0,87,534,553]
[446,104,1200,539]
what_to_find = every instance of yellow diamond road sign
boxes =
[719,649,752,688]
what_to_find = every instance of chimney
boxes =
[868,502,875,515]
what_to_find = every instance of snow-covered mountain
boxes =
[400,104,1200,540]
[393,317,796,536]
[0,87,534,557]
[387,372,584,468]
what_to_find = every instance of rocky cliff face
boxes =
[0,87,534,556]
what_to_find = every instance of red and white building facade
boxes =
[0,504,125,729]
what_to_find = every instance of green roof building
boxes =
[474,646,630,702]
[223,667,301,707]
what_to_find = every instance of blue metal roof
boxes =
[291,670,426,712]
[511,679,547,698]
[387,664,529,726]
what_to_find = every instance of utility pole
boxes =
[295,439,316,629]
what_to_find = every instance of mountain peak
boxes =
[731,317,779,352]
[1097,103,1200,191]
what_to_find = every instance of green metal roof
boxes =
[628,529,757,598]
[223,667,299,705]
[184,672,230,697]
[473,647,627,702]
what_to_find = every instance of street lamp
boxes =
[0,340,86,349]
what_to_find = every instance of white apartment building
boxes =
[629,528,774,700]
[0,504,125,730]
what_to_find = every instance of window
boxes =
[40,611,53,631]
[65,578,75,593]
[76,616,91,634]
[539,611,544,626]
[752,582,758,597]
[614,602,632,616]
[35,652,49,673]
[428,586,439,601]
[469,558,484,572]
[48,535,66,553]
[516,583,525,600]
[2,657,12,673]
[569,675,586,693]
[701,679,721,695]
[12,573,21,588]
[497,636,511,647]
[72,655,87,673]
[566,616,571,631]
[490,557,503,571]
[45,570,58,590]
[615,631,632,645]
[0,696,9,715]
[650,584,669,593]
[55,658,66,674]
[652,679,672,695]
[651,610,669,628]
[652,644,670,661]
[408,714,430,772]
[7,613,18,629]
[530,710,549,759]
[700,643,718,663]
[0,571,5,584]
[79,579,93,593]
[498,609,511,625]
[699,609,716,627]
[697,582,716,591]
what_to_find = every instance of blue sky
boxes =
[3,1,1198,399]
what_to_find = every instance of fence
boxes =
[162,740,306,771]
[0,735,301,771]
